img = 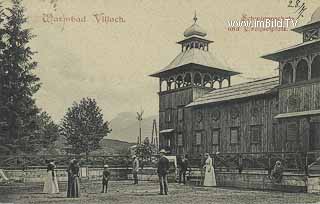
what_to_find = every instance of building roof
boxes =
[292,6,320,33]
[263,7,320,61]
[186,76,279,107]
[275,109,320,119]
[261,38,320,61]
[150,48,240,77]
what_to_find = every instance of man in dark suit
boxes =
[157,149,170,195]
[179,154,189,185]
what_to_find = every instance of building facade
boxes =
[150,10,320,156]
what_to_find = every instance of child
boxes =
[101,164,111,193]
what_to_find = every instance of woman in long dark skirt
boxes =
[67,159,80,198]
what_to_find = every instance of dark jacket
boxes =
[102,169,111,184]
[157,156,170,175]
[180,159,189,172]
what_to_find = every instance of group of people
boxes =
[42,150,219,197]
[43,159,81,198]
[156,150,218,195]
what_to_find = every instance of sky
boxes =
[4,0,319,122]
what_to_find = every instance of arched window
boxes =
[203,74,211,88]
[296,59,308,82]
[161,80,167,92]
[282,63,293,85]
[168,78,175,90]
[194,73,202,86]
[221,79,229,88]
[212,81,220,89]
[184,73,192,87]
[311,55,320,79]
[176,75,183,88]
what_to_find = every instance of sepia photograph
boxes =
[0,0,320,203]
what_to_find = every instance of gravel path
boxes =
[0,181,320,204]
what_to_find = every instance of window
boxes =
[230,127,239,144]
[177,134,183,146]
[165,109,172,122]
[287,122,298,141]
[272,123,278,150]
[282,63,293,85]
[178,108,184,121]
[311,56,320,79]
[296,59,308,82]
[212,129,220,145]
[195,132,202,145]
[250,125,262,144]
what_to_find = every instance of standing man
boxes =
[179,154,189,185]
[157,149,170,195]
[101,164,111,193]
[132,155,139,184]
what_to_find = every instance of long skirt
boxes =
[67,175,80,198]
[203,166,217,187]
[43,171,59,194]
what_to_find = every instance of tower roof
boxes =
[263,6,320,61]
[292,6,320,33]
[150,13,240,78]
[150,48,239,77]
[183,12,207,37]
[310,6,320,24]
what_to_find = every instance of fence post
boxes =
[268,153,271,175]
[305,152,309,176]
[238,153,243,174]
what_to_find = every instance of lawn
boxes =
[0,181,320,204]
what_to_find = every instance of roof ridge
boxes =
[195,84,277,102]
[206,76,278,94]
[200,83,278,101]
[187,76,279,107]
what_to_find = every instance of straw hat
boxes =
[159,149,166,153]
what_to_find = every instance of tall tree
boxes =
[0,0,41,154]
[33,111,60,152]
[60,98,111,156]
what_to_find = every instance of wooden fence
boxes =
[0,151,319,175]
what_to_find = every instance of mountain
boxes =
[52,135,135,155]
[106,112,158,143]
[91,138,136,155]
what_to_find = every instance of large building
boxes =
[150,10,320,156]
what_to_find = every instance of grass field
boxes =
[1,181,320,204]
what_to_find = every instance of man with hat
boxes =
[157,149,170,195]
[132,155,139,184]
[101,164,111,193]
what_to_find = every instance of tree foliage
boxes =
[60,97,111,155]
[0,0,41,154]
[136,137,156,161]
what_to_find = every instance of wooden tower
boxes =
[150,13,240,154]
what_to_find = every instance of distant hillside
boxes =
[107,112,158,143]
[91,138,136,155]
[53,136,135,155]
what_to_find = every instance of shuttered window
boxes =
[230,127,239,144]
[165,109,172,122]
[287,122,298,141]
[178,108,184,121]
[178,134,183,146]
[250,125,262,144]
[212,129,220,145]
[196,132,201,145]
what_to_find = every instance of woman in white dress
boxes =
[203,153,217,187]
[43,161,59,194]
